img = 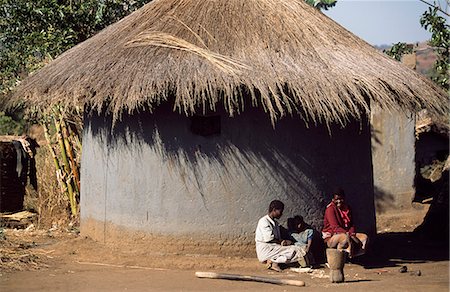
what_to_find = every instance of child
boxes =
[288,215,315,267]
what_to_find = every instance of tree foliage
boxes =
[0,0,150,97]
[0,111,25,135]
[420,6,449,90]
[384,3,449,91]
[305,0,337,10]
[384,42,414,61]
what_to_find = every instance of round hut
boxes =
[12,0,447,254]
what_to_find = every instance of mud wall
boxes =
[371,106,416,213]
[80,104,376,246]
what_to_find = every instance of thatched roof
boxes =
[12,0,448,124]
[416,110,449,138]
[0,135,26,143]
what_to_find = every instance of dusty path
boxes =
[1,259,448,291]
[0,229,448,291]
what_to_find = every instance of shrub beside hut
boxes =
[10,0,448,254]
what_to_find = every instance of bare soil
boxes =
[0,226,448,291]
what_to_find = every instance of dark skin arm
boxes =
[267,209,293,246]
[267,236,293,245]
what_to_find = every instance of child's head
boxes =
[288,215,305,231]
[294,215,305,229]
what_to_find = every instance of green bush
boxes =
[0,111,25,135]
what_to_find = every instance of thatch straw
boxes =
[416,110,449,138]
[125,32,251,75]
[11,0,449,124]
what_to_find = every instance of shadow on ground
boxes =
[352,232,449,269]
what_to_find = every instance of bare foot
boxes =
[266,260,282,272]
[346,234,353,258]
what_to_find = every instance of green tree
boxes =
[305,0,337,10]
[0,111,25,135]
[420,5,449,90]
[0,0,150,98]
[384,43,414,61]
[384,1,449,90]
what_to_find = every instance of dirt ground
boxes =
[0,225,448,292]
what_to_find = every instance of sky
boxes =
[323,0,449,45]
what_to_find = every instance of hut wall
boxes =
[370,106,416,212]
[81,104,376,249]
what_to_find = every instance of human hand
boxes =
[281,240,292,246]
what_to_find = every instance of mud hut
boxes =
[12,0,447,253]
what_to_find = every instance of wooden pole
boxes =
[195,272,305,287]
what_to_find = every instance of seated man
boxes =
[322,189,368,258]
[255,200,305,272]
[288,215,315,267]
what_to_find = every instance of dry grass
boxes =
[0,245,44,272]
[11,0,448,125]
[24,146,71,229]
[0,230,45,272]
[126,32,251,76]
[0,227,76,273]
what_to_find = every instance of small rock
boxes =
[399,266,408,273]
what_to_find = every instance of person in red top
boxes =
[322,189,368,258]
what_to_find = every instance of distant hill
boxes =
[373,42,437,77]
[373,44,392,51]
[415,42,437,76]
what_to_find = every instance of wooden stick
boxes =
[195,271,305,287]
[76,261,169,271]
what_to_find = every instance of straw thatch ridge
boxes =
[12,0,448,124]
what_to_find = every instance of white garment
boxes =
[255,215,305,263]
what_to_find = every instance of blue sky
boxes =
[323,0,449,45]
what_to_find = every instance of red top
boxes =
[322,201,356,240]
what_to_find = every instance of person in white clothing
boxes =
[255,200,305,272]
